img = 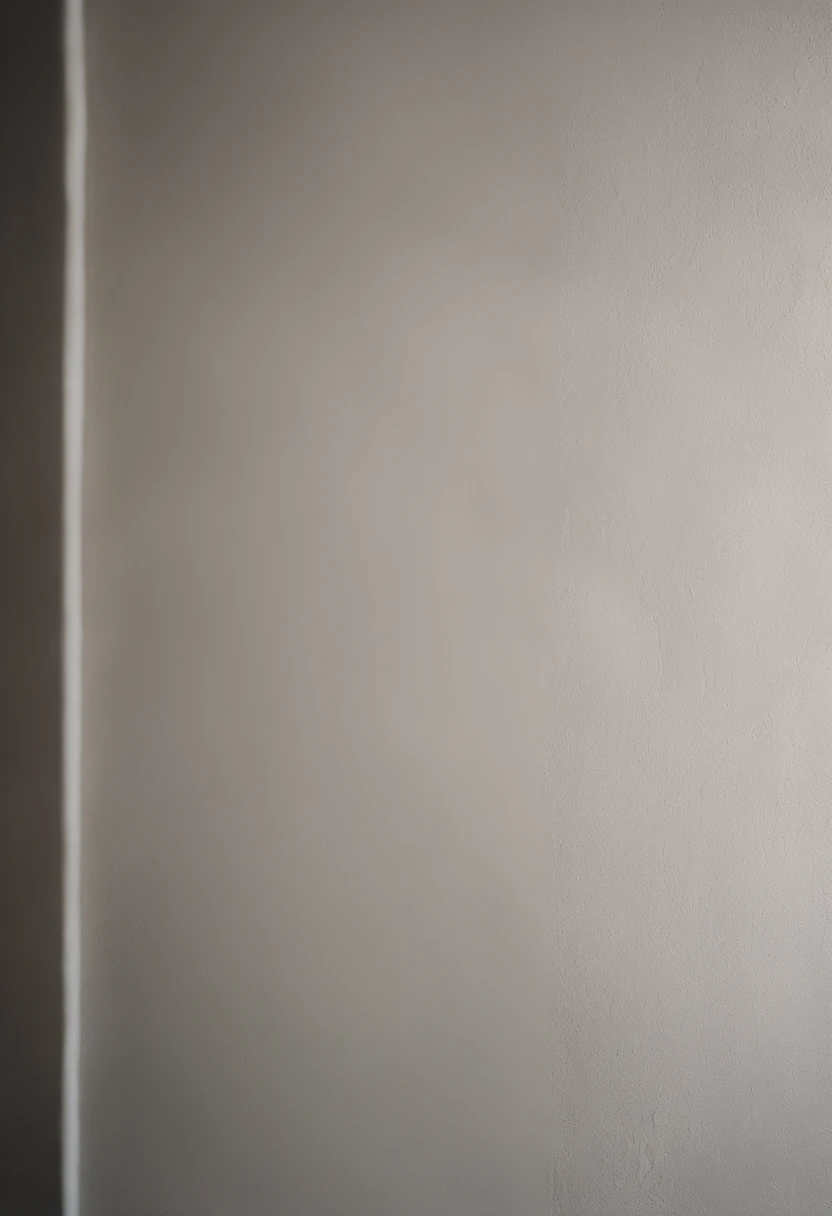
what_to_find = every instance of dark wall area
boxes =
[0,2,64,1211]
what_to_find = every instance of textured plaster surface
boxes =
[83,2,832,1213]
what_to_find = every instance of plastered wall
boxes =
[83,3,832,1213]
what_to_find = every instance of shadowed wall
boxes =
[0,5,63,1212]
[83,3,832,1213]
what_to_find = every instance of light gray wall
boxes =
[82,2,832,1213]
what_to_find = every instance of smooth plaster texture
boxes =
[83,2,832,1213]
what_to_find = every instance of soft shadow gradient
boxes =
[84,2,832,1213]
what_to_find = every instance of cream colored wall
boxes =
[83,3,832,1212]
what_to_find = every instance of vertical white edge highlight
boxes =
[63,1,86,1213]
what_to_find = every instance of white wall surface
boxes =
[82,2,832,1212]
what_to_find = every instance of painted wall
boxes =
[82,3,832,1212]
